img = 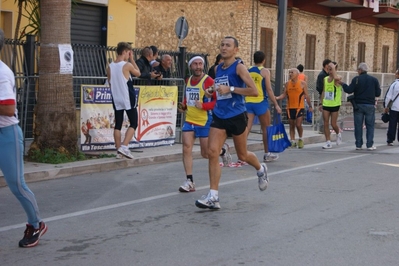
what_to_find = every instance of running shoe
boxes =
[179,179,195,192]
[195,192,220,209]
[19,222,48,248]
[388,143,394,146]
[257,163,269,191]
[118,145,134,159]
[322,142,332,149]
[356,147,362,150]
[298,139,304,149]
[220,143,232,166]
[264,153,279,162]
[367,146,377,151]
[336,133,342,145]
[290,141,297,148]
[116,153,123,159]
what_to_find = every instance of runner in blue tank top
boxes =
[195,36,270,210]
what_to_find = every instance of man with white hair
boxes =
[339,63,381,150]
[0,28,47,247]
[276,68,313,149]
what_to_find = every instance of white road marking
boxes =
[0,154,368,233]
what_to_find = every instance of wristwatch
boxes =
[230,86,235,92]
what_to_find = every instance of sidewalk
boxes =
[0,125,324,187]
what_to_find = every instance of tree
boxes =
[28,0,78,158]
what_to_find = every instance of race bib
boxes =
[186,87,200,106]
[214,75,232,100]
[324,91,334,101]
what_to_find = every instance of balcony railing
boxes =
[380,0,399,8]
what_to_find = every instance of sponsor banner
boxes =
[80,85,178,151]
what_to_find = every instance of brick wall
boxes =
[136,0,397,73]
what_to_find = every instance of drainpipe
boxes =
[274,0,287,120]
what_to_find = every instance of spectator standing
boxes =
[384,69,399,146]
[153,54,172,79]
[207,53,223,79]
[297,64,308,83]
[150,45,160,67]
[316,59,332,133]
[135,46,160,84]
[0,28,48,248]
[107,42,141,159]
[276,68,313,148]
[340,62,381,150]
[246,51,282,162]
[195,36,269,210]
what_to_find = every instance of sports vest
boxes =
[323,76,342,107]
[185,75,212,126]
[246,66,267,103]
[286,79,305,109]
[213,60,246,119]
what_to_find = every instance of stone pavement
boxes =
[0,125,327,187]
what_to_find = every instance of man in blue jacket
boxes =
[338,63,381,150]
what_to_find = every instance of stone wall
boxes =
[136,0,397,73]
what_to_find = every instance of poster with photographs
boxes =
[80,85,178,151]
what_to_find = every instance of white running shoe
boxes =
[179,179,195,192]
[117,145,134,159]
[264,153,279,162]
[195,192,220,209]
[336,133,342,145]
[367,146,377,151]
[323,142,332,149]
[257,163,269,191]
[116,153,123,159]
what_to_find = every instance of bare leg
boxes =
[208,127,227,190]
[289,119,296,140]
[114,129,121,149]
[323,110,331,141]
[122,127,135,146]
[258,110,271,153]
[182,131,195,176]
[234,127,261,170]
[296,116,304,138]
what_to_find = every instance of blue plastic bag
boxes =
[267,114,291,153]
[306,109,312,123]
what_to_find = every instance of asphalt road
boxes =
[1,129,398,266]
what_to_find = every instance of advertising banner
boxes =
[80,85,178,151]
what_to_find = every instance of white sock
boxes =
[210,189,218,198]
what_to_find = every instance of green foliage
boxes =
[20,0,40,38]
[28,148,117,164]
[14,0,79,39]
[29,148,86,164]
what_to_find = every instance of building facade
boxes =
[136,0,398,74]
[0,0,137,47]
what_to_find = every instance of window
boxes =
[357,42,366,64]
[305,34,316,70]
[382,45,389,73]
[260,28,273,68]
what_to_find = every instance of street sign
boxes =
[175,16,189,47]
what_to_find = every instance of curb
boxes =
[0,133,326,187]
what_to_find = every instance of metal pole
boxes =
[274,0,287,120]
[397,19,399,70]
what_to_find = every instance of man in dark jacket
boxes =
[339,62,381,150]
[153,54,172,85]
[316,59,332,133]
[135,46,160,85]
